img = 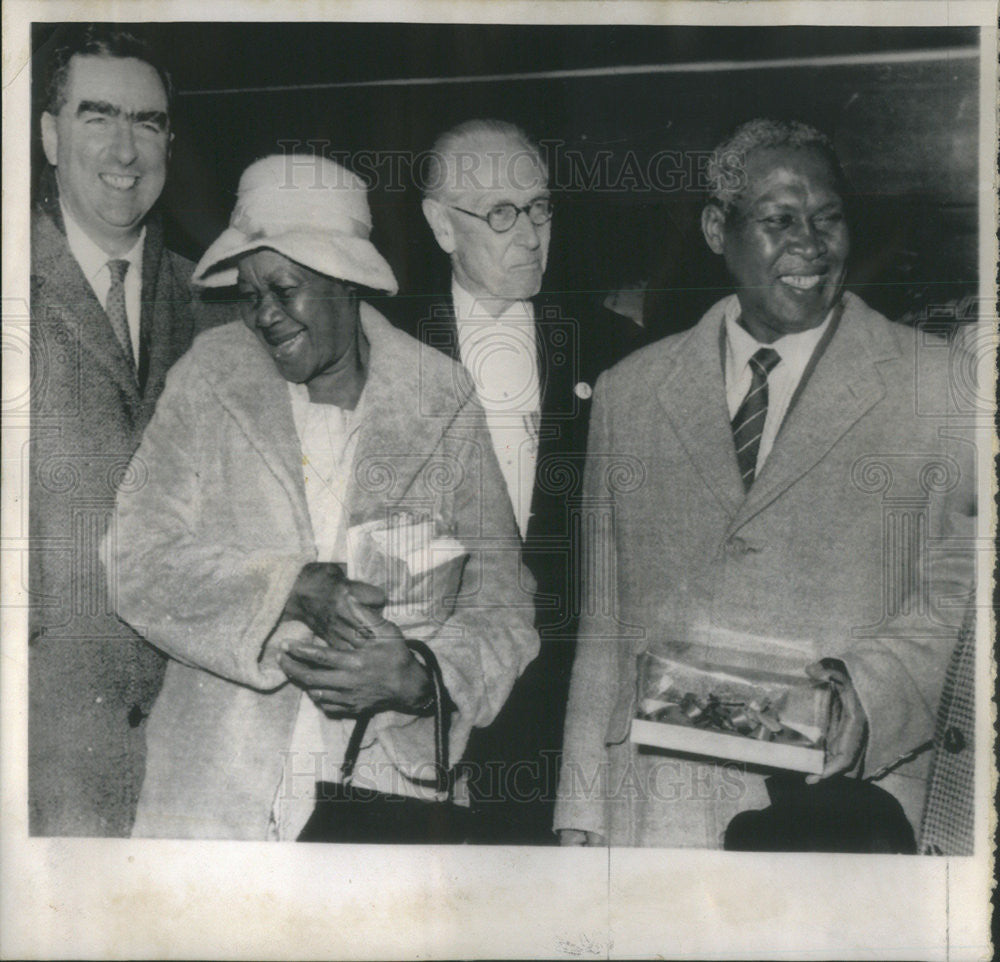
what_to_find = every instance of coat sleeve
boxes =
[372,393,541,776]
[553,372,619,837]
[828,347,979,777]
[105,350,313,691]
[832,443,977,776]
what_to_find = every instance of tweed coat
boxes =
[28,185,228,837]
[408,291,644,842]
[111,306,539,840]
[920,605,976,855]
[554,292,977,848]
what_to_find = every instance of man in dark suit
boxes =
[29,25,226,836]
[416,118,639,842]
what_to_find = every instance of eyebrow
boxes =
[76,100,168,128]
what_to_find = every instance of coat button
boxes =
[943,726,965,754]
[727,536,749,555]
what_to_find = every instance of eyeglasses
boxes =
[449,198,554,234]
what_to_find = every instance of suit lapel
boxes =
[731,294,897,530]
[137,218,179,400]
[418,297,460,362]
[656,300,745,517]
[31,210,142,408]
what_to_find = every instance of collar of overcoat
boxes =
[31,172,178,407]
[198,303,476,534]
[656,291,902,530]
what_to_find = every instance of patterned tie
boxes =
[731,346,781,490]
[106,259,135,375]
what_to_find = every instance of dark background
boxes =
[31,22,980,339]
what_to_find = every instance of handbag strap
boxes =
[340,639,452,800]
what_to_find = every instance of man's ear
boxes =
[41,111,59,167]
[701,203,727,256]
[421,197,456,255]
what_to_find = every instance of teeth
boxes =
[271,331,304,359]
[101,174,138,190]
[781,275,822,290]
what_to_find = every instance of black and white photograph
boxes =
[2,1,995,958]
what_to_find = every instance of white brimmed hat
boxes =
[192,154,398,294]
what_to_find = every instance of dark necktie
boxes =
[106,259,135,375]
[731,346,781,490]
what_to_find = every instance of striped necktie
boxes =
[731,346,781,490]
[106,259,136,376]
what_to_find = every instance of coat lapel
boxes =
[656,299,745,517]
[31,209,142,408]
[200,322,313,538]
[347,303,470,521]
[731,293,897,530]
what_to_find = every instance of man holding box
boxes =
[555,119,976,848]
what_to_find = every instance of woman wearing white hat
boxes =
[108,155,539,841]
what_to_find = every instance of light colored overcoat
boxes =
[111,306,539,840]
[555,293,976,847]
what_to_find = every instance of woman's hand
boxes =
[279,564,432,715]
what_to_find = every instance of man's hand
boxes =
[805,659,868,784]
[280,565,432,715]
[559,829,607,846]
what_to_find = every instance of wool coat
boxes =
[111,306,539,840]
[28,185,228,837]
[554,293,977,848]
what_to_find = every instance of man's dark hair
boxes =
[44,24,174,116]
[705,118,848,215]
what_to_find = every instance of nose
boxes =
[254,291,285,329]
[511,209,542,249]
[111,120,138,165]
[789,217,827,259]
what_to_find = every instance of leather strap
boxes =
[340,638,453,800]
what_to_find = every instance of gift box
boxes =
[630,640,831,775]
[347,512,468,639]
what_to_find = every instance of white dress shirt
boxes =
[271,382,365,841]
[61,202,144,366]
[452,279,541,537]
[723,301,834,477]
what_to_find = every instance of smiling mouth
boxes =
[263,329,306,358]
[99,173,140,191]
[779,274,824,291]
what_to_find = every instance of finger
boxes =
[321,611,378,647]
[560,830,588,846]
[306,690,355,713]
[347,579,387,609]
[278,656,356,691]
[281,643,361,671]
[346,592,385,630]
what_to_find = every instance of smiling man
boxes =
[555,119,976,850]
[29,25,227,836]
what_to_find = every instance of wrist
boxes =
[401,649,435,715]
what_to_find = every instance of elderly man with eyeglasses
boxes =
[417,118,638,843]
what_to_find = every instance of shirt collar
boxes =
[452,278,532,329]
[723,297,836,383]
[60,198,145,286]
